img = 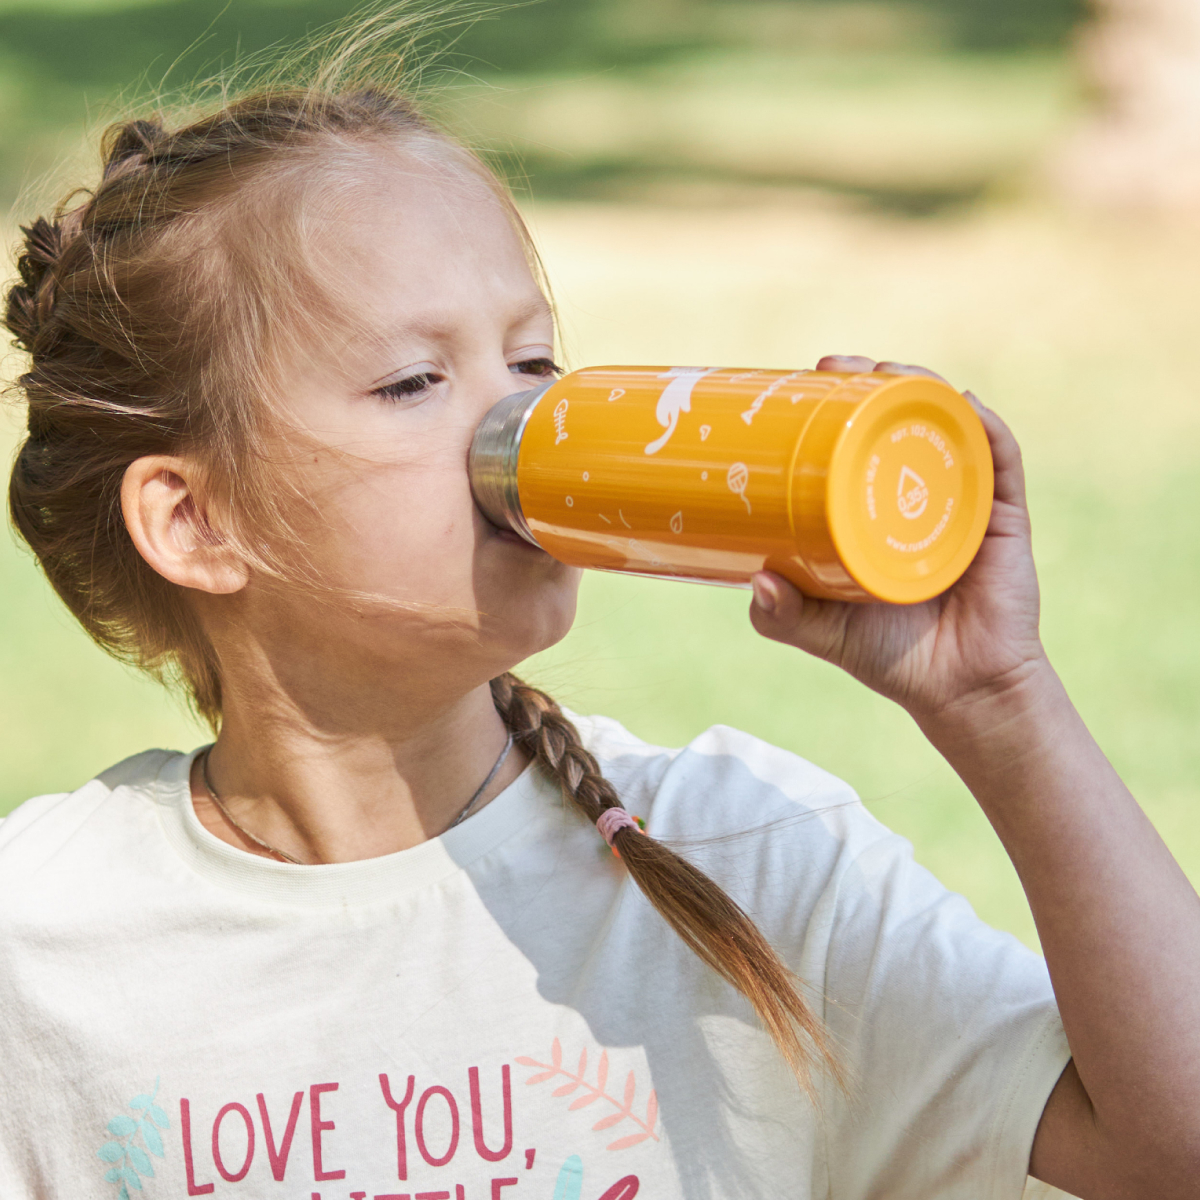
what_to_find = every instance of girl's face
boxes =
[242,148,581,685]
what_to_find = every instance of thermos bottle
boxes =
[469,365,993,604]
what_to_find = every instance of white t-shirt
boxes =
[0,716,1070,1200]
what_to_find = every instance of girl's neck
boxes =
[191,670,528,866]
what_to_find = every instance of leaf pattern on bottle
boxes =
[517,1039,659,1151]
[96,1079,169,1198]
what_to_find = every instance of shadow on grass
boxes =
[492,150,993,216]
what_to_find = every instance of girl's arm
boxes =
[749,357,1200,1200]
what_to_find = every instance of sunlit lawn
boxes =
[2,47,1198,958]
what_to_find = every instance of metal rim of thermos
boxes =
[468,382,554,546]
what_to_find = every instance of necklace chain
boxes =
[199,732,515,865]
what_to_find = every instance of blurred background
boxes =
[2,0,1199,955]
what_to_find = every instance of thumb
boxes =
[749,571,850,663]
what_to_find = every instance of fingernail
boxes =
[752,574,778,616]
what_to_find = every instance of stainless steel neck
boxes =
[468,383,552,546]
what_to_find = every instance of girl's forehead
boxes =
[308,149,534,289]
[271,147,549,370]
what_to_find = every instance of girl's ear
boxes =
[121,455,250,594]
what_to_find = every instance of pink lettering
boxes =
[524,1150,535,1170]
[379,1073,416,1180]
[468,1066,512,1163]
[351,1194,366,1199]
[492,1179,518,1199]
[415,1086,460,1168]
[257,1090,304,1181]
[415,1193,450,1199]
[212,1102,255,1182]
[179,1099,215,1196]
[597,1178,639,1200]
[309,1083,346,1181]
[374,1195,412,1199]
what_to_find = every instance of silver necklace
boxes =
[199,732,515,864]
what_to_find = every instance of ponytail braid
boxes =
[490,673,840,1094]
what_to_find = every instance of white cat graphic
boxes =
[644,367,718,455]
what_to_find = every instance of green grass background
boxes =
[2,13,1198,958]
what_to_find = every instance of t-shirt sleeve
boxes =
[820,830,1071,1200]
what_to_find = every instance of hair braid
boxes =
[490,672,840,1095]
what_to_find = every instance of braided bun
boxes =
[101,118,169,180]
[6,216,67,352]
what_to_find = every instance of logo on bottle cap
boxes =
[896,465,929,520]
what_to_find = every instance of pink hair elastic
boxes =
[596,808,646,856]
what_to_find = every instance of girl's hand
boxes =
[749,355,1047,729]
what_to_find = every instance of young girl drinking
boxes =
[2,28,1198,1200]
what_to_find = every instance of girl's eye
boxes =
[510,357,563,379]
[372,372,443,404]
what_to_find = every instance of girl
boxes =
[2,26,1199,1200]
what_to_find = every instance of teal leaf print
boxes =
[140,1123,164,1157]
[552,1155,584,1200]
[128,1145,154,1177]
[97,1079,169,1197]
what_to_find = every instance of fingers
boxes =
[874,361,951,385]
[971,396,1028,511]
[815,355,949,386]
[749,571,847,664]
[816,354,876,373]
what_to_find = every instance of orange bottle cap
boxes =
[804,373,993,604]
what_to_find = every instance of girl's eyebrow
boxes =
[369,296,555,349]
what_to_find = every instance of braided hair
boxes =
[5,68,838,1091]
[492,674,839,1090]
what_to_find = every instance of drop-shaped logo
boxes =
[897,465,929,520]
[670,510,684,534]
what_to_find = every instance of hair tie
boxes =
[596,807,646,855]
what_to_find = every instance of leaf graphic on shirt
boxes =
[606,1133,653,1152]
[140,1123,164,1158]
[552,1154,584,1200]
[96,1078,169,1198]
[520,1041,659,1151]
[127,1146,154,1178]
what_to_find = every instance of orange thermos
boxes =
[469,365,993,604]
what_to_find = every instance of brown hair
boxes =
[4,25,838,1093]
